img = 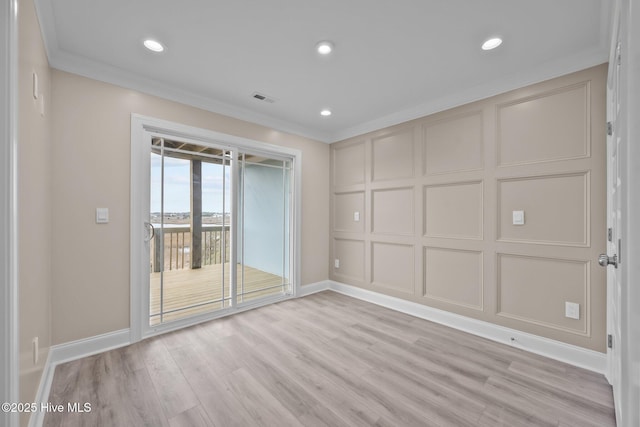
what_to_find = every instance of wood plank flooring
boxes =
[44,291,616,427]
[150,264,285,324]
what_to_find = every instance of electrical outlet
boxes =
[334,259,340,269]
[565,302,580,319]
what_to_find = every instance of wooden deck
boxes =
[150,263,285,324]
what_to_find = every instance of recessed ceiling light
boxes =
[482,37,503,51]
[143,39,165,53]
[316,41,334,55]
[320,109,332,116]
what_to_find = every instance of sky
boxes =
[150,154,230,213]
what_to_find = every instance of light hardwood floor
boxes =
[44,291,616,427]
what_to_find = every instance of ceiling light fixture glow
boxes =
[316,41,334,55]
[482,37,503,50]
[143,39,165,52]
[320,109,332,116]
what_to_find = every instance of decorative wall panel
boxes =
[423,112,483,175]
[372,242,414,294]
[372,187,414,235]
[424,247,483,310]
[333,141,365,187]
[497,253,588,334]
[333,239,365,282]
[372,128,414,181]
[334,192,365,233]
[424,181,483,239]
[330,64,606,351]
[497,172,589,246]
[497,83,589,166]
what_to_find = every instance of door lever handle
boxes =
[598,253,618,268]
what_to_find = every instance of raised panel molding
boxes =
[371,187,414,235]
[372,128,415,181]
[497,172,589,246]
[497,253,589,335]
[422,111,483,175]
[330,65,606,354]
[424,180,483,240]
[423,247,483,310]
[497,82,590,167]
[371,242,414,294]
[333,141,366,187]
[333,239,366,282]
[333,191,365,233]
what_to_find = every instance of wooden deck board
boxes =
[150,263,285,324]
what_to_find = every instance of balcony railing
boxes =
[150,224,230,272]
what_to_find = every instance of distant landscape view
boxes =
[150,211,231,226]
[149,213,230,271]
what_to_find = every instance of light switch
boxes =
[512,210,525,225]
[353,211,360,222]
[96,208,109,224]
[565,302,580,319]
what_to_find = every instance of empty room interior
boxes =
[3,0,640,426]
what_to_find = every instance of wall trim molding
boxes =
[28,280,609,425]
[1,1,19,427]
[327,280,607,374]
[29,329,131,427]
[28,352,53,427]
[48,329,131,367]
[298,280,331,297]
[32,0,610,144]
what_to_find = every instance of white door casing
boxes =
[130,114,302,342]
[0,1,19,427]
[605,1,623,422]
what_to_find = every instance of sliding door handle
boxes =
[144,222,155,242]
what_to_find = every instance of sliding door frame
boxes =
[130,114,301,342]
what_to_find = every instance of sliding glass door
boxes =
[148,137,292,327]
[236,153,291,303]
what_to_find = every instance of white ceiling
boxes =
[34,0,611,143]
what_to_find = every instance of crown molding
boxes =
[33,0,613,146]
[328,47,609,143]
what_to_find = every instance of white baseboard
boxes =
[29,329,130,427]
[328,280,607,374]
[28,281,607,427]
[28,351,54,427]
[48,329,131,366]
[297,280,331,297]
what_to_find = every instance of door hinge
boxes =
[608,334,613,349]
[607,121,613,136]
[608,228,613,242]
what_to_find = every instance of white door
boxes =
[603,39,622,422]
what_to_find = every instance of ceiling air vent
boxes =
[251,92,276,103]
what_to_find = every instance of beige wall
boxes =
[18,0,52,421]
[50,70,330,345]
[330,64,607,352]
